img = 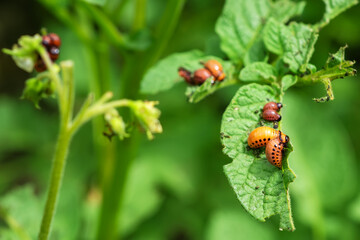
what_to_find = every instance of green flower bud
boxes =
[130,101,162,140]
[104,109,129,140]
[21,77,55,109]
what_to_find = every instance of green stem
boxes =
[107,0,131,20]
[38,126,72,240]
[38,50,75,240]
[96,133,140,240]
[82,3,127,52]
[133,0,147,31]
[297,60,355,85]
[38,47,65,116]
[146,0,186,68]
[96,2,186,239]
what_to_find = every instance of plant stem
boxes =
[96,133,140,240]
[82,3,127,53]
[133,0,147,31]
[38,49,76,240]
[146,0,186,68]
[38,126,72,240]
[96,2,186,239]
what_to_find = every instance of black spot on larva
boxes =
[274,144,277,147]
[272,156,274,159]
[255,141,258,143]
[272,152,274,155]
[268,138,270,141]
[259,139,262,142]
[277,150,280,153]
[263,138,266,141]
[272,148,276,151]
[276,154,279,156]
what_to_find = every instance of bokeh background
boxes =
[0,0,359,239]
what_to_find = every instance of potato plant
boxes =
[0,0,360,239]
[141,0,358,232]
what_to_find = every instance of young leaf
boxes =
[21,77,55,109]
[281,75,297,91]
[298,46,356,102]
[185,78,214,103]
[140,50,205,94]
[215,0,305,65]
[2,34,42,72]
[263,18,286,55]
[271,0,306,23]
[283,23,318,73]
[315,0,358,29]
[221,83,295,231]
[264,19,318,73]
[239,62,277,83]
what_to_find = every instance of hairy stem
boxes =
[39,126,72,240]
[38,50,75,240]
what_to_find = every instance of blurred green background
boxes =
[0,0,360,239]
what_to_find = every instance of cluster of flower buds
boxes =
[35,33,61,72]
[178,59,225,86]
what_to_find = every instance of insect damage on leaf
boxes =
[221,83,296,231]
[298,46,356,103]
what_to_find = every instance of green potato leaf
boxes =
[140,50,205,94]
[215,0,305,65]
[221,83,296,231]
[239,62,277,83]
[263,19,319,73]
[315,0,358,29]
[281,75,297,91]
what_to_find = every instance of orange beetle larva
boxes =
[202,59,225,81]
[263,102,282,112]
[178,67,193,85]
[247,126,289,149]
[262,109,282,121]
[193,68,213,85]
[265,138,284,168]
